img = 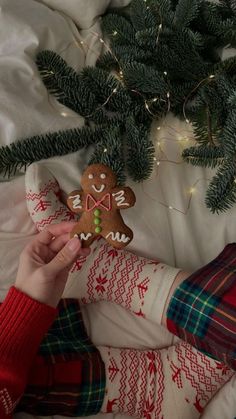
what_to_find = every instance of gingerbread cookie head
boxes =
[67,163,136,249]
[81,164,117,194]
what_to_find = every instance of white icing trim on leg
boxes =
[80,233,92,241]
[106,232,130,243]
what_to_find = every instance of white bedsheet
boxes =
[0,1,235,418]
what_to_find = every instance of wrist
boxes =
[15,284,59,308]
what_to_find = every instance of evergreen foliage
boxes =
[0,126,103,177]
[89,125,126,184]
[0,0,235,212]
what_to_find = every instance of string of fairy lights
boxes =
[147,121,212,214]
[141,176,211,214]
[41,0,220,215]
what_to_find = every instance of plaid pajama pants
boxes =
[16,299,106,417]
[167,243,236,370]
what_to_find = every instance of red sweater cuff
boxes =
[0,286,57,366]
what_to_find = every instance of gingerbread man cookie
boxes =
[67,164,136,249]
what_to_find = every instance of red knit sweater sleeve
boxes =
[0,286,57,418]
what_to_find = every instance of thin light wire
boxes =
[183,75,216,123]
[141,177,211,215]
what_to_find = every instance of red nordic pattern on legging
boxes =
[173,342,233,412]
[106,349,164,418]
[26,175,77,231]
[87,245,157,315]
[25,179,59,201]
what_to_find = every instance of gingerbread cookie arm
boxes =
[67,190,85,214]
[111,187,136,210]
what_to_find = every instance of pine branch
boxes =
[96,51,120,71]
[0,126,103,177]
[36,51,97,116]
[102,14,136,45]
[149,0,174,25]
[228,90,236,108]
[112,44,153,63]
[221,110,236,156]
[126,117,154,181]
[135,28,159,50]
[182,144,225,168]
[220,0,236,14]
[205,159,236,212]
[213,56,236,76]
[89,125,126,184]
[123,62,168,96]
[188,83,226,147]
[174,0,201,29]
[130,0,157,31]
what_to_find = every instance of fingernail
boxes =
[66,237,81,252]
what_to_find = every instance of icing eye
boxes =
[88,174,94,179]
[100,173,106,179]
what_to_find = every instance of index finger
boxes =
[33,222,78,246]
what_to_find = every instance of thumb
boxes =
[46,237,82,274]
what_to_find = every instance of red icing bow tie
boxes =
[86,193,112,211]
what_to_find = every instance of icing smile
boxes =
[92,184,105,193]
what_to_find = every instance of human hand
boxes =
[15,221,91,307]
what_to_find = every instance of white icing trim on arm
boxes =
[68,194,82,209]
[112,190,129,207]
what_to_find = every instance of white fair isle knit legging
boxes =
[25,163,233,419]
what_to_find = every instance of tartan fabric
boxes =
[39,299,99,361]
[16,299,106,417]
[167,243,236,370]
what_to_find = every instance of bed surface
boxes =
[0,1,235,418]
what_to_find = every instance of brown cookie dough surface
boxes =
[67,164,136,249]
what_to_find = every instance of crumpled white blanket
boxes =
[0,0,235,418]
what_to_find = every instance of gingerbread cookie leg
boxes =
[70,223,96,248]
[102,224,133,249]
